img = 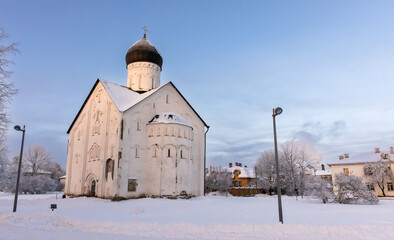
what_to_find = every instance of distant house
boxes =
[225,162,256,187]
[312,164,332,184]
[328,147,394,197]
[23,169,52,177]
[224,162,261,196]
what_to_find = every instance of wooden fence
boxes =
[228,188,263,197]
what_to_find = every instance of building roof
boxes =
[125,35,163,69]
[67,79,208,134]
[148,112,191,127]
[328,151,394,166]
[314,169,332,176]
[223,166,256,179]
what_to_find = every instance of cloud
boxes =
[329,120,346,138]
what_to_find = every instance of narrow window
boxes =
[165,127,169,136]
[157,127,161,136]
[149,128,154,137]
[120,120,124,140]
[153,148,157,157]
[167,149,171,157]
[166,94,169,104]
[184,130,187,138]
[135,147,139,158]
[137,121,141,131]
[180,150,183,159]
[171,128,175,136]
[138,75,142,89]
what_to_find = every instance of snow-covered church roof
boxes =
[148,113,191,127]
[67,79,208,133]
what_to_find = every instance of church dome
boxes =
[125,34,163,69]
[148,113,191,127]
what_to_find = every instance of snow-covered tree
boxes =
[22,145,52,176]
[334,173,378,204]
[0,27,18,136]
[305,175,333,203]
[254,149,283,194]
[205,166,232,193]
[280,140,316,198]
[363,160,391,197]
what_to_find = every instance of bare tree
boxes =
[281,140,315,199]
[0,27,18,136]
[363,160,390,197]
[205,166,232,193]
[23,145,52,176]
[255,149,280,194]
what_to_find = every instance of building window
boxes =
[388,182,394,191]
[153,148,157,158]
[149,128,153,137]
[366,183,375,191]
[184,130,187,139]
[233,181,241,187]
[180,150,184,159]
[166,94,169,104]
[120,120,124,140]
[167,149,171,158]
[171,128,175,136]
[137,121,141,131]
[157,127,161,136]
[343,168,349,176]
[165,127,169,136]
[128,179,138,192]
[135,147,140,158]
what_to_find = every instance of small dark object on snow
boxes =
[50,204,57,211]
[62,194,66,199]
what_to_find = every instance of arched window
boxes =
[157,127,161,136]
[165,127,169,136]
[149,128,154,137]
[167,149,171,158]
[180,149,184,159]
[153,147,157,157]
[105,159,114,180]
[135,147,140,158]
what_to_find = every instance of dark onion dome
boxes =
[125,34,163,69]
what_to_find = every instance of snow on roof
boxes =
[223,166,255,178]
[59,175,66,179]
[24,169,52,175]
[100,79,167,112]
[328,151,394,166]
[314,169,331,176]
[147,112,191,127]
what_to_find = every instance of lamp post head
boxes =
[273,107,283,117]
[14,125,25,132]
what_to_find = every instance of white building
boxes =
[65,33,208,199]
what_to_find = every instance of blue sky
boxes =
[2,0,394,168]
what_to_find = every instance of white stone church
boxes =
[65,33,208,199]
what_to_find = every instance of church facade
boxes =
[65,33,208,199]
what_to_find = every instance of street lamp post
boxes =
[272,107,283,224]
[13,125,25,213]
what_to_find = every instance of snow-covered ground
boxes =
[0,193,393,240]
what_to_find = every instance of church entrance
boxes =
[90,180,96,197]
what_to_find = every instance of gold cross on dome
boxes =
[142,26,148,38]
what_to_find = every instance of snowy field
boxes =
[0,193,394,240]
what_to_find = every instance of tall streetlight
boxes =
[13,125,25,213]
[272,107,283,224]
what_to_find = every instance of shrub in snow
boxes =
[15,175,60,194]
[333,173,378,204]
[305,175,333,203]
